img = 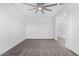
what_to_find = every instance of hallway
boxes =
[2,39,78,56]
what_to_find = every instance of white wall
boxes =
[55,4,70,47]
[0,4,26,55]
[55,5,69,37]
[26,16,55,39]
[56,11,67,38]
[69,3,79,54]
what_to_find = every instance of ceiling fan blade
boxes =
[43,8,52,11]
[36,3,45,6]
[41,3,45,5]
[59,3,64,5]
[41,9,44,14]
[34,9,39,14]
[44,4,57,7]
[28,8,37,11]
[36,3,40,5]
[23,3,37,7]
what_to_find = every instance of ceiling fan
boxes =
[23,3,64,14]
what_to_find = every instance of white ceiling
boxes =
[15,3,66,17]
[0,3,66,17]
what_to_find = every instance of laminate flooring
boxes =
[2,39,78,56]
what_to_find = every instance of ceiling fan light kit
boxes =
[23,3,64,14]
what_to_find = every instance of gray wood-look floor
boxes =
[2,39,78,56]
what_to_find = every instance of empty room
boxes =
[0,3,79,56]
